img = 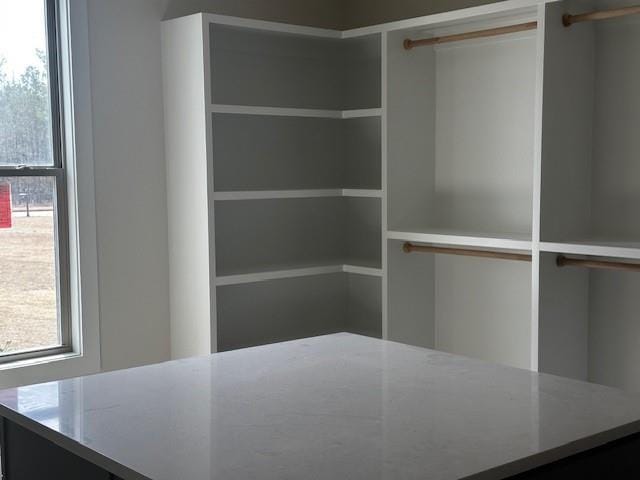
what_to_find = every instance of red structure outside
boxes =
[0,182,12,229]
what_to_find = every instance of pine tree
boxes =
[0,50,54,207]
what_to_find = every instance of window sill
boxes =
[0,350,80,372]
[0,349,98,390]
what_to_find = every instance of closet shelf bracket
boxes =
[563,5,640,27]
[402,242,532,262]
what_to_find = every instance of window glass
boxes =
[0,0,54,167]
[0,176,61,355]
[0,0,68,361]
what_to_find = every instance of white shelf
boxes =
[341,108,383,119]
[213,189,382,201]
[216,265,342,286]
[216,264,383,286]
[387,229,532,252]
[210,104,382,119]
[342,189,383,198]
[540,241,640,261]
[343,264,384,277]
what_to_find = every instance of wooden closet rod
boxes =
[556,255,640,272]
[563,5,640,27]
[403,21,537,50]
[403,242,532,262]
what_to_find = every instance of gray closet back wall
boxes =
[162,0,500,30]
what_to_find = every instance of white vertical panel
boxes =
[381,32,389,340]
[162,15,212,358]
[386,30,436,231]
[537,0,595,378]
[204,19,217,353]
[530,4,547,372]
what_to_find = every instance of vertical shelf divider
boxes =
[203,15,218,354]
[381,31,389,341]
[529,3,547,373]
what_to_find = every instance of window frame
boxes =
[0,0,72,364]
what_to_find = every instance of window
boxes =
[0,0,71,363]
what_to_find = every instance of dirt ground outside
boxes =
[0,212,59,355]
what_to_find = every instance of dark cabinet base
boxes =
[508,432,640,479]
[1,418,122,480]
[2,414,640,480]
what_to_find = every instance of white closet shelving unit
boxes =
[163,14,384,354]
[163,0,640,392]
[539,0,640,392]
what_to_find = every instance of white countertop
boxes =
[2,333,640,480]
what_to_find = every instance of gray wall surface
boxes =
[164,0,344,27]
[344,0,504,29]
[164,0,503,29]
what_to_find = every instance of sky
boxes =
[0,0,48,78]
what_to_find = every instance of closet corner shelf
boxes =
[210,104,382,119]
[540,241,640,261]
[213,190,383,201]
[387,229,532,252]
[215,264,383,286]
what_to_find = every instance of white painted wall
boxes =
[87,0,171,371]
